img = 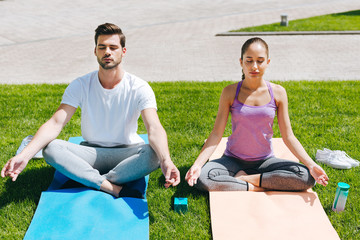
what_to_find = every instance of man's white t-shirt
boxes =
[61,70,157,147]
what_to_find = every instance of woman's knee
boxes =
[294,167,316,190]
[195,175,211,192]
[304,170,316,189]
[297,165,316,189]
[194,166,214,192]
[278,163,316,189]
[194,160,227,192]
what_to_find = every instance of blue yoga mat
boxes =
[24,134,150,240]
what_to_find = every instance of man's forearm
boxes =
[18,119,62,161]
[147,125,171,163]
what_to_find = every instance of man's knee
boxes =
[43,139,65,164]
[139,144,160,168]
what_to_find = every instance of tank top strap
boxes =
[266,81,275,102]
[235,81,243,100]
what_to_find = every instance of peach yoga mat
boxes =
[209,138,339,240]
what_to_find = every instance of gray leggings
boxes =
[196,155,315,192]
[43,139,160,190]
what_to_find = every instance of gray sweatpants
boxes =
[196,155,315,192]
[43,139,160,190]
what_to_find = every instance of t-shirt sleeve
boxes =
[61,78,82,108]
[137,82,157,111]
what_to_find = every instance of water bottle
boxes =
[332,182,350,212]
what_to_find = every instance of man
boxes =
[1,23,180,198]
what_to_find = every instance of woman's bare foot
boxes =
[234,170,248,180]
[235,170,265,191]
[247,182,266,192]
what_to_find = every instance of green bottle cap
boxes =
[338,182,350,190]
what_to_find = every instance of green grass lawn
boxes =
[231,10,360,32]
[0,81,359,239]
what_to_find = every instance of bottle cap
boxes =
[338,182,350,190]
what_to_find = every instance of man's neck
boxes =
[98,67,125,89]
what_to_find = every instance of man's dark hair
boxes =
[94,23,126,48]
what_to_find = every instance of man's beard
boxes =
[97,57,121,70]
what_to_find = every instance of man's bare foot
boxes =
[100,180,144,198]
[100,179,122,197]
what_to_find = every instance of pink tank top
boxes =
[224,81,277,161]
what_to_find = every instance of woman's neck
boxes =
[242,78,266,91]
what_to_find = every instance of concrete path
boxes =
[0,0,359,84]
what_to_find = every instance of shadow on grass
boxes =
[323,204,334,214]
[155,165,210,219]
[0,166,54,209]
[334,10,360,16]
[165,165,212,238]
[156,165,207,198]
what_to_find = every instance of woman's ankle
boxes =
[248,183,266,192]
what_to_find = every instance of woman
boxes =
[185,37,328,191]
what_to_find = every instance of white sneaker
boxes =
[316,148,352,169]
[332,149,359,168]
[16,135,43,159]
